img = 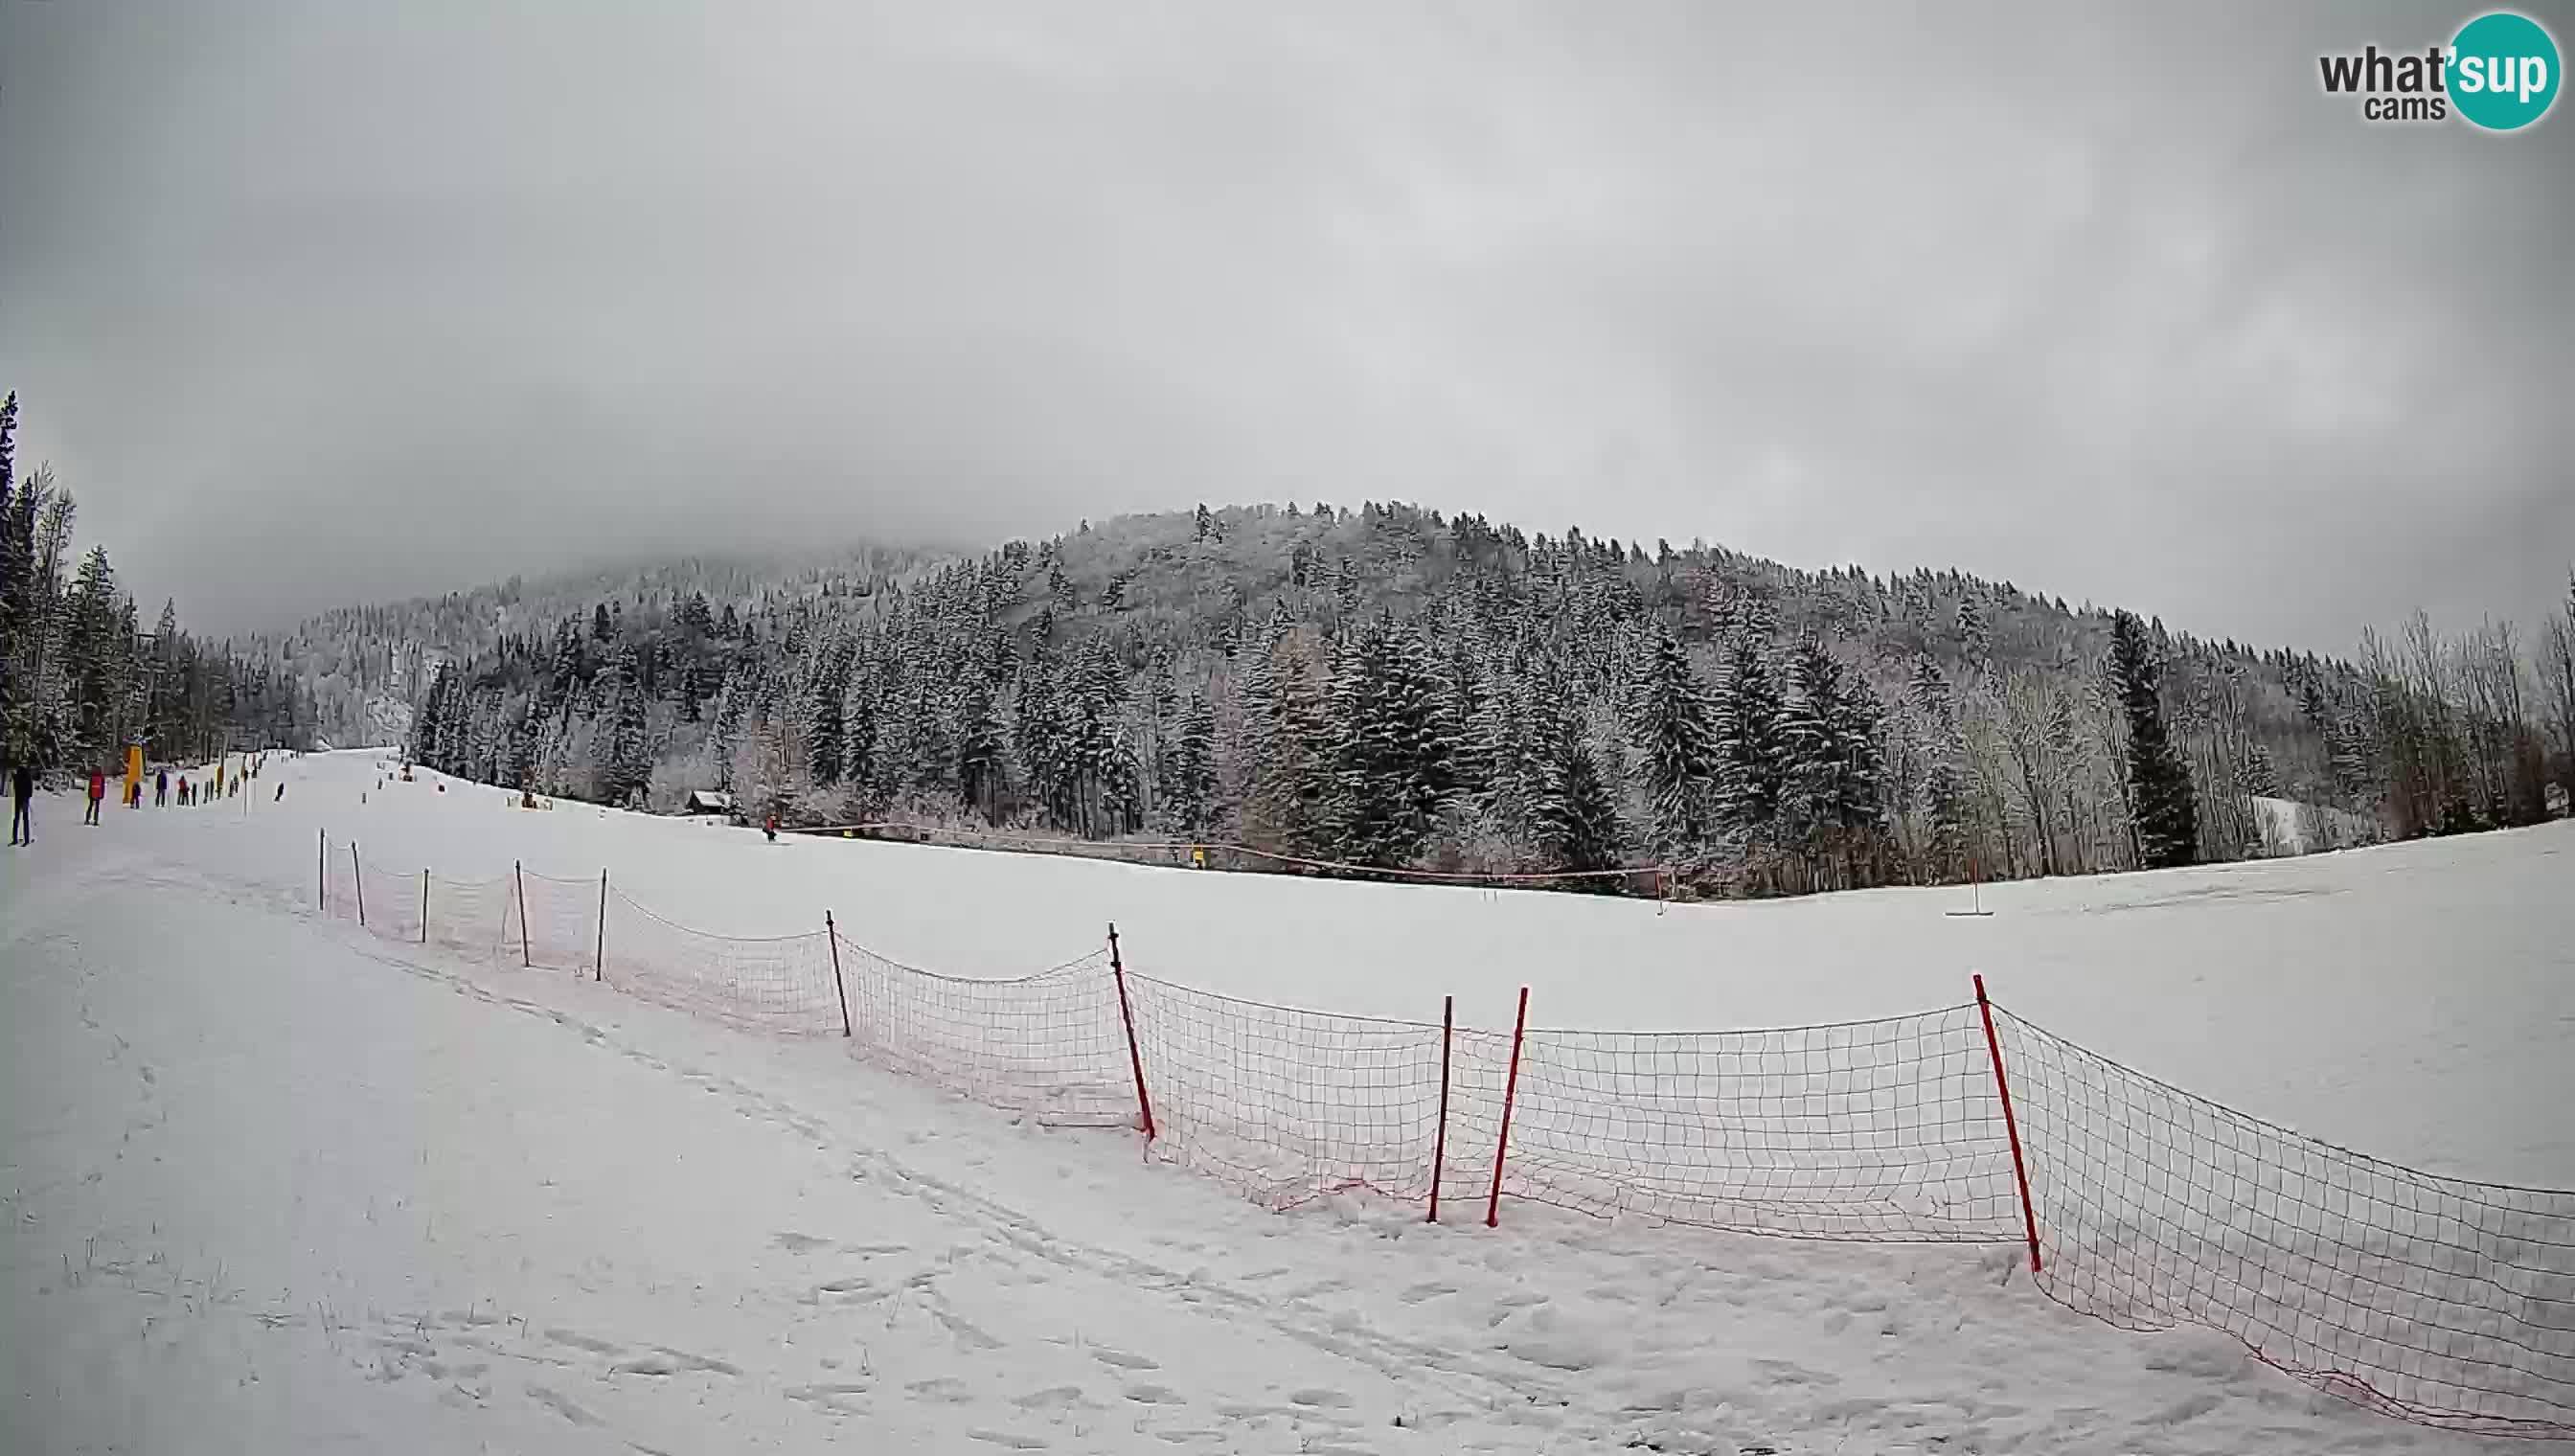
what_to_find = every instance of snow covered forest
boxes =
[274,500,2575,899]
[0,395,313,775]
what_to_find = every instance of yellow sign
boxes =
[125,745,143,805]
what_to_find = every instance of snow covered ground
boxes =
[4,750,2567,1453]
[107,751,2575,1183]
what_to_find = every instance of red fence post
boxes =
[421,868,430,944]
[1974,973,2043,1274]
[825,911,853,1038]
[1107,923,1156,1141]
[594,869,608,983]
[1486,986,1529,1229]
[1428,993,1453,1223]
[513,860,532,967]
[352,843,366,928]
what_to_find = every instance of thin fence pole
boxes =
[1486,986,1529,1229]
[1107,923,1155,1141]
[1974,973,2043,1274]
[1428,993,1453,1223]
[351,843,366,929]
[513,860,532,967]
[421,868,430,944]
[594,869,608,983]
[825,911,853,1038]
[317,829,326,910]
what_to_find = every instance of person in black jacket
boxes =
[9,763,33,846]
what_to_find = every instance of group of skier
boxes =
[7,752,275,846]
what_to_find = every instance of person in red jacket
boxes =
[84,767,106,825]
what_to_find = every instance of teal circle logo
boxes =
[2450,11,2561,130]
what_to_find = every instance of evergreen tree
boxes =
[804,635,850,785]
[1714,631,1786,841]
[595,646,654,807]
[1243,628,1335,856]
[1958,594,1991,660]
[841,651,885,807]
[1165,689,1217,835]
[676,659,703,721]
[2109,610,2199,868]
[66,545,123,760]
[1629,624,1720,863]
[1778,636,1886,879]
[592,603,613,642]
[1909,659,1969,874]
[1531,695,1622,875]
[1326,615,1448,867]
[956,674,1011,824]
[1086,639,1141,835]
[1234,603,1292,784]
[408,663,451,765]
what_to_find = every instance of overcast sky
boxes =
[2,1,2567,650]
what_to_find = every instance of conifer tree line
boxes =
[380,501,2575,898]
[0,395,313,775]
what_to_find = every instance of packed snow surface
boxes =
[4,749,2567,1453]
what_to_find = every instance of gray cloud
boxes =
[2,0,2567,650]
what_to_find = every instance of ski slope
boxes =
[4,749,2567,1453]
[123,750,2575,1182]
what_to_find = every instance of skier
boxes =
[274,782,285,803]
[84,767,106,826]
[8,762,32,846]
[763,814,778,844]
[155,768,169,808]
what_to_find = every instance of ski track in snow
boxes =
[4,754,2562,1454]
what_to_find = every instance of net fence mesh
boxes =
[1123,973,1448,1210]
[304,840,2575,1440]
[1993,1008,2575,1439]
[323,851,511,958]
[1481,1008,2023,1242]
[835,939,1131,1127]
[602,890,844,1035]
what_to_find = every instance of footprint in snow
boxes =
[543,1328,623,1356]
[785,1382,873,1401]
[773,1231,834,1254]
[1091,1348,1159,1371]
[649,1345,740,1376]
[966,1430,1049,1450]
[524,1384,601,1426]
[1288,1388,1355,1409]
[933,1309,1004,1351]
[1012,1385,1088,1410]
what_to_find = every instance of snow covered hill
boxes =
[4,750,2565,1453]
